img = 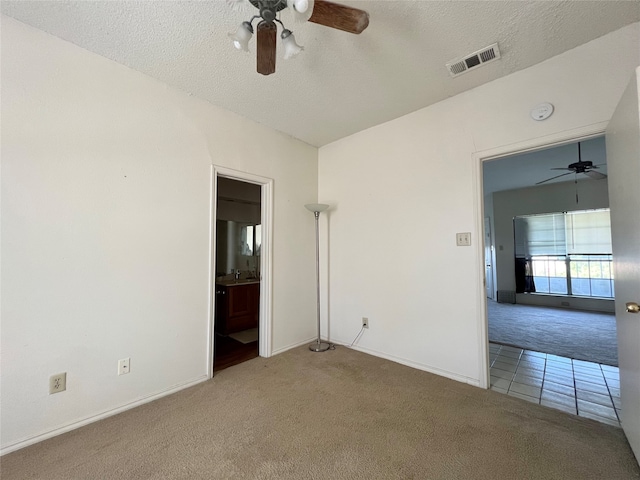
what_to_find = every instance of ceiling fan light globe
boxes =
[281,30,304,59]
[294,0,309,13]
[226,0,249,12]
[228,21,253,52]
[287,0,314,22]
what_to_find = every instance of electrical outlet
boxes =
[49,372,67,394]
[362,317,369,329]
[118,358,130,376]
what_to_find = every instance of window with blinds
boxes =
[514,209,611,257]
[513,209,613,298]
[514,213,566,257]
[565,209,612,254]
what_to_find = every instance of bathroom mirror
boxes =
[216,220,261,277]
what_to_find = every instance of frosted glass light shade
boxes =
[287,0,315,22]
[305,203,330,213]
[228,21,253,52]
[281,30,304,60]
[294,0,309,13]
[226,0,249,11]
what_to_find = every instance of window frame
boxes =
[514,209,614,299]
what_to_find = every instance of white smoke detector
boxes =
[530,103,554,121]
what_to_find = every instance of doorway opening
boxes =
[479,134,620,426]
[210,167,273,376]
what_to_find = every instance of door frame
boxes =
[484,216,494,300]
[473,122,609,388]
[208,165,274,378]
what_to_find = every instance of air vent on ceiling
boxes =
[445,43,501,77]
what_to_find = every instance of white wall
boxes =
[1,16,318,452]
[318,23,639,385]
[493,180,613,312]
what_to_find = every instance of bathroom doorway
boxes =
[212,174,267,373]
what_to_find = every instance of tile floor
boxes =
[489,342,621,427]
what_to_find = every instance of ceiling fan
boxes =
[536,142,607,185]
[227,0,369,75]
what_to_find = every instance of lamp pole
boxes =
[305,204,331,352]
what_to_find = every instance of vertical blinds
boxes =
[514,209,611,257]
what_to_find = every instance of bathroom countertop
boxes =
[215,279,261,286]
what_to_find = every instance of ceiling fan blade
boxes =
[308,0,369,34]
[256,21,277,76]
[584,170,607,180]
[550,168,573,171]
[536,172,573,185]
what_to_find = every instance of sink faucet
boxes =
[235,270,241,281]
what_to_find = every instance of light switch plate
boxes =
[456,232,471,246]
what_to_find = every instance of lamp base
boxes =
[309,341,332,352]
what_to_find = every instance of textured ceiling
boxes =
[2,1,639,147]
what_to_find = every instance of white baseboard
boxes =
[337,342,481,388]
[271,336,317,356]
[1,375,209,456]
[272,337,481,388]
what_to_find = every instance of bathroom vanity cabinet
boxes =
[215,281,260,335]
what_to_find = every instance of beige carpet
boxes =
[2,346,639,479]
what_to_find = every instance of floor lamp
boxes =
[305,203,331,352]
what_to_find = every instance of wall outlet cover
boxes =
[49,372,67,394]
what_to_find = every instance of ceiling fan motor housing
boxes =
[249,0,288,13]
[248,1,288,24]
[260,8,276,22]
[568,160,594,172]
